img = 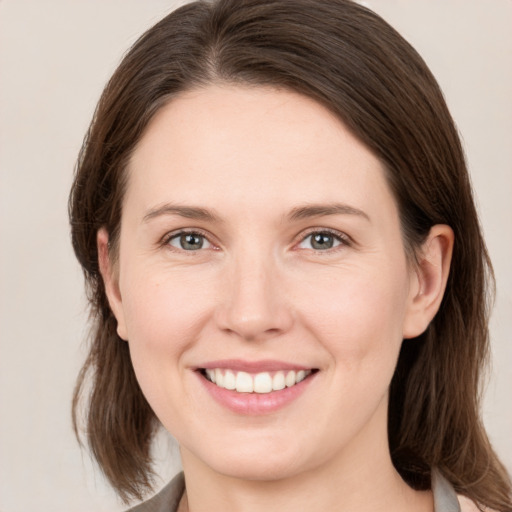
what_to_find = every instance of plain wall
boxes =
[0,1,510,510]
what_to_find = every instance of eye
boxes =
[166,231,212,251]
[297,230,347,251]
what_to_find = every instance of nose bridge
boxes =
[216,242,292,340]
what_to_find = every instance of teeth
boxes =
[236,371,253,393]
[215,368,224,387]
[285,370,296,387]
[254,372,272,393]
[272,372,286,391]
[204,369,312,393]
[223,370,236,390]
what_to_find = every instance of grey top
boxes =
[127,469,463,512]
[127,472,185,512]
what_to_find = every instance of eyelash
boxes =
[161,228,215,252]
[296,228,351,252]
[161,228,351,253]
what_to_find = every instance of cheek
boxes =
[295,263,409,365]
[117,266,220,436]
[122,263,211,343]
[118,266,214,396]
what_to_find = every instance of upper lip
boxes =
[195,359,314,373]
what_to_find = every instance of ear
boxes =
[402,224,454,339]
[97,228,128,341]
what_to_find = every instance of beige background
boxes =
[0,1,510,510]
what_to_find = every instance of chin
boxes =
[183,431,312,482]
[212,455,303,482]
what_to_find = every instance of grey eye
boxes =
[299,232,343,251]
[168,232,211,251]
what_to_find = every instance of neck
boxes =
[181,462,431,512]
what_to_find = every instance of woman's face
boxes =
[104,85,425,480]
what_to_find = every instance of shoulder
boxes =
[125,472,185,512]
[458,494,499,512]
[432,469,496,512]
[458,495,481,512]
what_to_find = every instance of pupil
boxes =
[181,233,203,250]
[312,233,333,250]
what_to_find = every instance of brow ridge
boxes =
[142,202,369,224]
[288,203,370,222]
[142,203,220,223]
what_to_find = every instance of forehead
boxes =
[125,84,396,221]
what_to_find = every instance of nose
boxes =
[215,250,294,342]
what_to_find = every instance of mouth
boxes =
[198,368,318,394]
[195,361,319,414]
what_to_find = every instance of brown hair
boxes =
[69,0,512,508]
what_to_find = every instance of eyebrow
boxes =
[142,203,221,223]
[142,202,370,224]
[287,203,370,222]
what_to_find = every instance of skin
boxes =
[99,85,453,512]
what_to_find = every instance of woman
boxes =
[69,0,512,511]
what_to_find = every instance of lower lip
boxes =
[196,371,317,415]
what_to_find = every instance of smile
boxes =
[196,362,319,414]
[201,368,314,394]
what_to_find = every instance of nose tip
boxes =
[221,311,282,342]
[215,262,293,341]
